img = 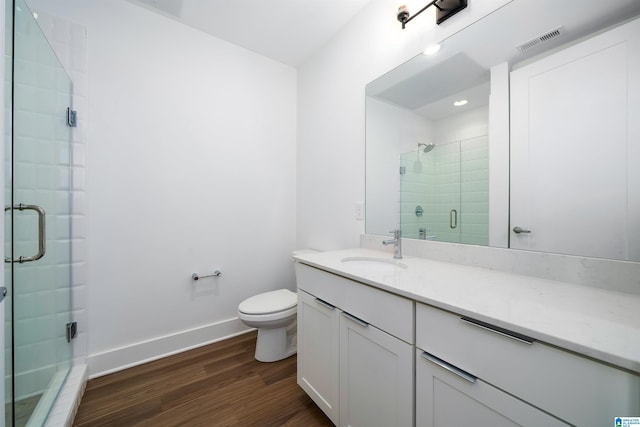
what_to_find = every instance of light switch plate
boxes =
[355,201,364,220]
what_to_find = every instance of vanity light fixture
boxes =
[453,99,468,106]
[423,44,441,55]
[397,0,467,29]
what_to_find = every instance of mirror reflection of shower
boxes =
[400,135,490,245]
[419,142,435,153]
[414,143,435,172]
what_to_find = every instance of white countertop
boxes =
[294,248,640,373]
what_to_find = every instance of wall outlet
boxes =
[355,201,365,221]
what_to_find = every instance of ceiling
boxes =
[126,0,373,67]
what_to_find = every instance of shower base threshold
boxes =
[42,364,88,427]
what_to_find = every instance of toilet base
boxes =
[254,319,297,363]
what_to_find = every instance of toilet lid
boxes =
[238,289,297,315]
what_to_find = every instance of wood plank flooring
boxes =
[73,331,333,427]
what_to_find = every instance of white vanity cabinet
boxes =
[339,311,413,427]
[416,349,568,426]
[416,303,640,427]
[295,263,414,427]
[297,290,340,424]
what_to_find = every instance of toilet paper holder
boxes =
[191,270,222,281]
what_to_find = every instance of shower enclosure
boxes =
[4,0,74,425]
[400,135,489,245]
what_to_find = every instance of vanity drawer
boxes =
[295,263,343,306]
[295,263,413,343]
[416,303,640,426]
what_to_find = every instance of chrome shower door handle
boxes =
[4,203,46,263]
[449,209,458,229]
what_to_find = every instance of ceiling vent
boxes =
[516,26,566,52]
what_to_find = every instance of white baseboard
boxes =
[88,317,253,378]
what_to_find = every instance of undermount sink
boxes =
[340,256,408,272]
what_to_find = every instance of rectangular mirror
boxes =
[365,0,640,261]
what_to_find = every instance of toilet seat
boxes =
[238,289,297,315]
[237,306,297,323]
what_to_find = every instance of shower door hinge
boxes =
[66,321,78,343]
[399,166,406,175]
[66,107,77,127]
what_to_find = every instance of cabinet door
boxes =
[339,312,413,427]
[297,290,340,425]
[416,350,569,427]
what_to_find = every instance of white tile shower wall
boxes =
[460,135,489,245]
[33,10,88,368]
[10,11,66,400]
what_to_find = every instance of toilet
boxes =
[237,288,298,362]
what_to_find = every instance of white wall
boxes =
[28,0,297,376]
[365,96,432,235]
[432,105,488,143]
[296,0,512,250]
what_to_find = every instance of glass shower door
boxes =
[5,0,74,425]
[400,143,462,242]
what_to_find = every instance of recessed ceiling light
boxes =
[423,44,441,55]
[453,99,468,106]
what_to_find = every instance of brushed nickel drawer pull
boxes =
[342,311,369,327]
[460,317,535,345]
[315,297,336,310]
[421,352,476,383]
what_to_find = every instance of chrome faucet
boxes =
[382,229,402,259]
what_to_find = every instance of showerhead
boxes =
[418,143,435,153]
